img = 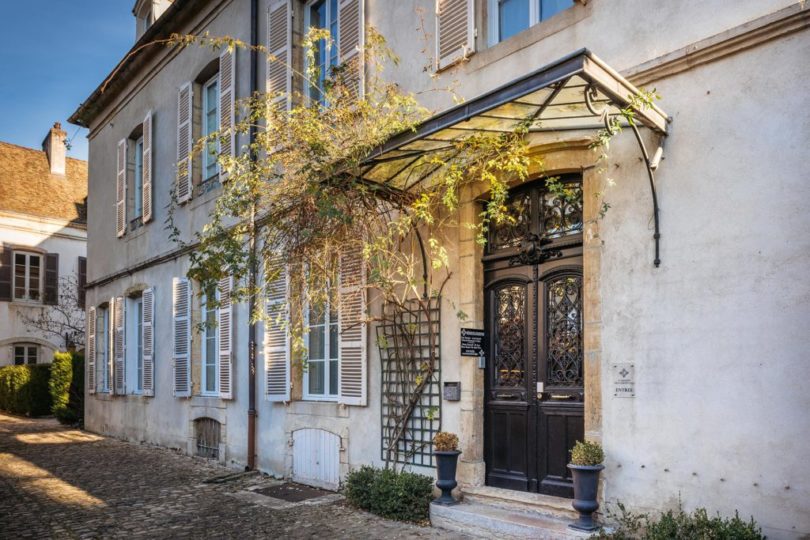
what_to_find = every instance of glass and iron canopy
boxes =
[360,49,668,189]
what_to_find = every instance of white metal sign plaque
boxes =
[612,363,635,398]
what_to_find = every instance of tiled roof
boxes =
[0,141,88,226]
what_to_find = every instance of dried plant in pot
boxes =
[432,432,461,506]
[567,440,606,531]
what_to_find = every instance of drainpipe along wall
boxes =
[247,0,259,471]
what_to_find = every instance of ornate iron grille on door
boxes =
[377,297,441,467]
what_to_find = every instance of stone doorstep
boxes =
[430,501,593,540]
[461,485,580,521]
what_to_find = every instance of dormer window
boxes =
[134,0,173,40]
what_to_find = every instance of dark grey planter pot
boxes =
[567,463,605,532]
[434,450,461,506]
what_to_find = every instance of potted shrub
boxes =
[432,432,461,506]
[568,440,605,531]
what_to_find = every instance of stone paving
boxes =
[0,413,470,539]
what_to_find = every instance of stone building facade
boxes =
[71,1,810,537]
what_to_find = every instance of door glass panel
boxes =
[494,284,526,387]
[546,275,582,386]
[490,191,532,250]
[542,184,582,238]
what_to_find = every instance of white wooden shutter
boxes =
[267,0,292,109]
[113,296,126,395]
[338,0,365,98]
[436,0,475,70]
[142,287,155,396]
[264,263,290,401]
[172,277,191,397]
[218,275,234,399]
[116,139,127,237]
[338,246,367,406]
[142,110,153,223]
[87,306,96,394]
[176,82,193,203]
[219,49,236,180]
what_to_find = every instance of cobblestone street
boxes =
[0,413,468,539]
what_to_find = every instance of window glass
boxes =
[499,0,530,42]
[134,137,144,218]
[13,252,41,301]
[14,346,25,365]
[202,291,218,395]
[203,76,220,181]
[136,298,144,391]
[306,281,338,399]
[307,0,339,104]
[97,307,109,392]
[540,0,573,20]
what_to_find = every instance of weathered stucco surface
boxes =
[82,0,809,537]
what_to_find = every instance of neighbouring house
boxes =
[0,123,88,365]
[69,1,810,538]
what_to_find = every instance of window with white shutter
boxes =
[142,111,153,223]
[338,246,367,406]
[113,296,126,395]
[265,263,290,402]
[87,306,96,394]
[176,82,193,203]
[338,0,364,98]
[116,139,127,237]
[267,0,292,109]
[218,275,234,399]
[142,287,155,396]
[435,0,475,70]
[172,277,191,397]
[218,49,236,180]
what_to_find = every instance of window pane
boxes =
[329,322,338,359]
[329,358,338,395]
[27,347,37,364]
[310,325,325,361]
[134,139,144,217]
[137,301,143,390]
[14,346,24,365]
[540,0,573,20]
[499,0,530,42]
[204,79,219,180]
[28,255,40,301]
[14,254,26,299]
[309,360,325,395]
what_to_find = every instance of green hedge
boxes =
[344,466,433,523]
[50,351,84,425]
[0,364,53,416]
[597,504,764,539]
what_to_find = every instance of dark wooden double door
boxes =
[484,177,584,498]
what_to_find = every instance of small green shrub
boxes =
[344,466,433,523]
[50,351,84,425]
[570,440,604,465]
[597,503,765,540]
[0,364,53,416]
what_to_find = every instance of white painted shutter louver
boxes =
[219,49,236,181]
[142,111,153,223]
[142,287,155,396]
[218,275,234,399]
[176,82,193,203]
[267,0,292,109]
[264,263,290,402]
[113,296,126,395]
[338,247,367,406]
[87,306,96,394]
[436,0,475,70]
[116,139,127,237]
[172,277,191,397]
[338,0,365,98]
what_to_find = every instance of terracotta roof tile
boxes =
[0,141,88,226]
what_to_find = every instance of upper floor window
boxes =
[305,282,339,401]
[306,0,339,105]
[134,136,144,220]
[14,344,38,365]
[488,0,574,45]
[202,74,220,182]
[14,252,42,302]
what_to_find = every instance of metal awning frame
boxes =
[360,49,671,266]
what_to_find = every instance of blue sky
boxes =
[0,1,135,160]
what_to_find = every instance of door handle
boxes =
[549,394,572,400]
[495,393,518,400]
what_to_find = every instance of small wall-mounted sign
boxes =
[460,328,486,357]
[612,363,635,398]
[443,382,461,401]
